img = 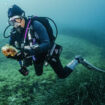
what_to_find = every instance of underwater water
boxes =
[0,0,105,105]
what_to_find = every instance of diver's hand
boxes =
[7,51,26,61]
[15,51,28,61]
[15,52,24,61]
[7,55,15,59]
[23,44,40,56]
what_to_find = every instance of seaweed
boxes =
[0,34,105,105]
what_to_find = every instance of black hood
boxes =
[8,4,25,18]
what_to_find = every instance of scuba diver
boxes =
[3,4,80,78]
[3,5,105,78]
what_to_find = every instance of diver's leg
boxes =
[32,53,47,76]
[48,57,73,79]
[33,58,45,76]
[66,58,79,70]
[23,58,33,67]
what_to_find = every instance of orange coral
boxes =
[1,44,18,57]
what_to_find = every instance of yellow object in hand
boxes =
[1,44,18,57]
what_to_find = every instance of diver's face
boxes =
[17,18,25,28]
[9,16,25,28]
[13,18,25,28]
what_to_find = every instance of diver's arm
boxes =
[7,29,24,60]
[25,21,50,56]
[9,29,16,46]
[33,20,50,52]
[9,36,15,46]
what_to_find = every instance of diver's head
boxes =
[8,4,25,29]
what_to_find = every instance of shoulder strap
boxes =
[24,19,32,43]
[30,16,58,42]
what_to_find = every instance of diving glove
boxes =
[23,44,40,57]
[7,51,27,61]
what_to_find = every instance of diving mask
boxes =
[8,16,22,27]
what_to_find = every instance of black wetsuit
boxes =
[9,19,72,78]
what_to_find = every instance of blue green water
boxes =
[0,0,105,105]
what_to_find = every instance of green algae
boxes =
[0,34,105,105]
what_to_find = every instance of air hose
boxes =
[3,25,11,38]
[3,17,58,40]
[45,17,58,40]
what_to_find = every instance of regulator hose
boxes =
[45,17,58,40]
[3,17,58,39]
[3,25,11,38]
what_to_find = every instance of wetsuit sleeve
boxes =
[9,29,16,47]
[31,20,50,55]
[9,36,14,46]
